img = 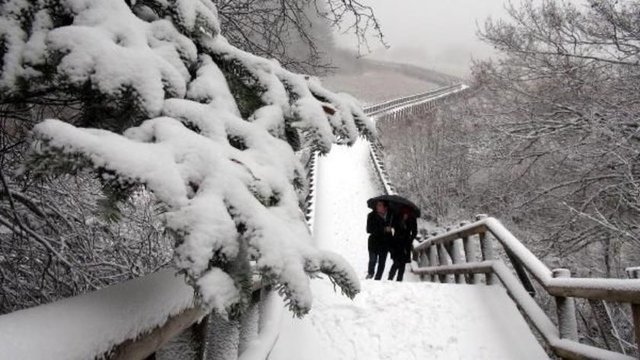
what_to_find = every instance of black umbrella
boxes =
[367,194,421,217]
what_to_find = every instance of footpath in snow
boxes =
[269,139,548,359]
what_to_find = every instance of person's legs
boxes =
[396,263,405,281]
[374,249,388,280]
[388,261,398,280]
[367,251,376,278]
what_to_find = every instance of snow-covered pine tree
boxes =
[0,0,374,317]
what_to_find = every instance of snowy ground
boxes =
[269,139,548,359]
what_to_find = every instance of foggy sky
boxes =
[337,0,585,77]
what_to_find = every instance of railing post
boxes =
[552,268,578,341]
[417,249,428,281]
[437,244,449,283]
[440,227,455,284]
[451,223,465,284]
[417,233,432,281]
[429,232,439,282]
[626,267,640,355]
[476,214,496,285]
[461,221,482,284]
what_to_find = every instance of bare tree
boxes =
[378,1,640,352]
[214,0,387,74]
[378,97,473,224]
[474,0,640,270]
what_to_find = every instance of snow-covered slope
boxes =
[270,139,548,359]
[322,71,440,105]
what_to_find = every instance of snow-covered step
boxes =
[271,280,547,360]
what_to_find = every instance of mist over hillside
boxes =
[251,2,462,103]
[322,49,460,103]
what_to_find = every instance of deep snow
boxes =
[269,139,548,359]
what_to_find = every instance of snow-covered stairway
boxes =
[269,139,547,360]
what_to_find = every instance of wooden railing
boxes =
[0,268,278,360]
[111,278,272,360]
[411,215,640,360]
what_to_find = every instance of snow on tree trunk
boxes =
[0,0,369,317]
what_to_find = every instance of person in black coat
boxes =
[366,201,394,280]
[388,207,417,281]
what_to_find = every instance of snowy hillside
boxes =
[322,71,440,104]
[321,55,457,104]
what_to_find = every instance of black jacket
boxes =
[390,216,417,263]
[366,211,394,252]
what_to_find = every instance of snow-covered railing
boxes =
[0,269,274,360]
[411,215,640,360]
[367,142,396,195]
[363,84,468,197]
[363,83,468,117]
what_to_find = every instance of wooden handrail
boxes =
[0,268,269,360]
[412,216,640,359]
[412,260,634,359]
[111,307,208,359]
[110,279,266,359]
[414,217,640,303]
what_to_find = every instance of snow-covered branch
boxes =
[0,0,368,317]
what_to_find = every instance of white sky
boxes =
[336,0,585,77]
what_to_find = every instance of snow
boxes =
[46,1,194,115]
[196,268,241,318]
[0,269,195,360]
[273,281,548,360]
[269,138,548,359]
[0,0,567,353]
[19,0,368,317]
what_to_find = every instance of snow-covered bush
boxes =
[1,0,373,317]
